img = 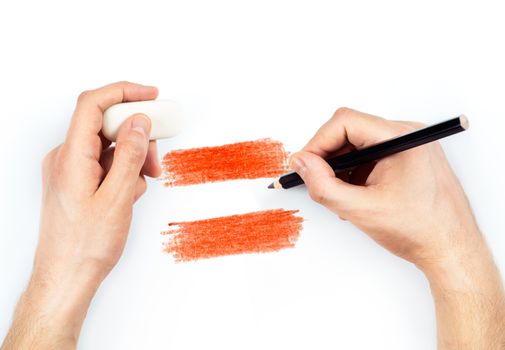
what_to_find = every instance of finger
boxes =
[289,150,374,213]
[393,120,427,129]
[99,130,112,151]
[142,141,162,178]
[64,81,158,161]
[134,175,147,202]
[290,142,354,182]
[303,107,403,158]
[99,147,115,175]
[97,114,151,204]
[41,144,62,186]
[320,142,356,159]
[100,142,161,179]
[101,149,148,202]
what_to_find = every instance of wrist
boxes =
[418,234,503,296]
[22,260,105,342]
[3,280,92,349]
[416,231,505,348]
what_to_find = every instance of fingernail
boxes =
[290,155,307,178]
[131,115,150,138]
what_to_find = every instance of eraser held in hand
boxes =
[102,100,183,141]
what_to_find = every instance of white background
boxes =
[1,1,504,349]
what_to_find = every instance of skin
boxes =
[1,87,504,349]
[289,108,505,349]
[2,82,161,349]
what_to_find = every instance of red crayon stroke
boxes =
[161,138,288,186]
[162,209,303,262]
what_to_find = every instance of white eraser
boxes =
[102,100,183,141]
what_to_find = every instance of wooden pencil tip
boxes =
[268,179,283,189]
[459,115,469,130]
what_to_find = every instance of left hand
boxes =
[6,81,161,348]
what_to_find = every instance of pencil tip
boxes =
[268,179,282,189]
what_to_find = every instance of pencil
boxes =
[268,115,469,190]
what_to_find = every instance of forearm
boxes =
[2,291,71,349]
[420,235,505,349]
[3,82,158,349]
[2,266,101,350]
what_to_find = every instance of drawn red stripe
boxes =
[161,138,288,186]
[162,209,303,262]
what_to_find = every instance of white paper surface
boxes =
[0,1,504,349]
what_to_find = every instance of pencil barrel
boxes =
[278,116,467,189]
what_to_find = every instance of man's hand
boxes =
[2,82,161,349]
[290,107,505,349]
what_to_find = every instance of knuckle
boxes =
[91,134,103,151]
[41,158,49,176]
[412,144,431,158]
[392,123,416,136]
[309,181,330,205]
[118,140,146,164]
[333,107,352,120]
[400,124,415,133]
[397,120,426,129]
[411,121,427,128]
[77,90,92,103]
[41,151,56,183]
[51,148,79,185]
[137,178,147,196]
[56,147,72,167]
[77,90,91,100]
[41,148,56,171]
[51,152,69,183]
[43,146,61,167]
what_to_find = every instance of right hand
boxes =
[289,108,484,271]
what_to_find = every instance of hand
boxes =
[2,82,160,349]
[290,107,480,268]
[290,107,505,348]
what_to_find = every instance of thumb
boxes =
[99,114,151,203]
[289,151,372,213]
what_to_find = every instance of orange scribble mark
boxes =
[162,209,303,262]
[161,138,288,186]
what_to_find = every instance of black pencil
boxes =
[268,115,469,190]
